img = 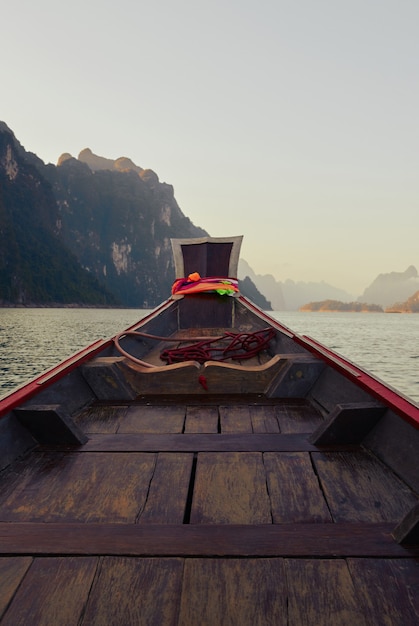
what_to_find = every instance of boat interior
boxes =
[0,237,418,624]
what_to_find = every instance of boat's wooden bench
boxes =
[81,352,326,399]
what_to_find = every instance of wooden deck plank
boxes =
[275,403,324,434]
[178,558,287,625]
[0,558,32,620]
[118,405,186,433]
[0,557,97,626]
[312,450,419,522]
[190,452,272,523]
[219,405,253,433]
[74,405,127,434]
[0,452,157,523]
[184,406,219,433]
[348,558,419,626]
[264,452,332,523]
[249,405,281,433]
[285,559,369,626]
[81,557,183,626]
[138,453,194,523]
[80,433,322,452]
[1,523,417,557]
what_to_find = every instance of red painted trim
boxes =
[0,300,174,419]
[238,296,419,429]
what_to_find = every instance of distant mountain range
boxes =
[1,121,417,310]
[357,266,419,308]
[241,260,419,311]
[238,259,357,310]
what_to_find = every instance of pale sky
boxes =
[2,0,418,296]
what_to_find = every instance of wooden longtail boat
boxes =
[0,236,418,625]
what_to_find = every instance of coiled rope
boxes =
[114,328,276,368]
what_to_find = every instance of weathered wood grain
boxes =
[184,406,219,433]
[138,453,193,523]
[264,452,332,523]
[178,558,287,625]
[118,405,186,433]
[81,557,183,626]
[249,405,280,432]
[0,522,415,557]
[0,557,32,619]
[79,433,324,452]
[285,558,369,625]
[190,452,272,523]
[275,402,324,434]
[219,405,253,433]
[0,452,157,523]
[312,450,419,522]
[348,558,419,626]
[74,405,127,433]
[0,557,97,626]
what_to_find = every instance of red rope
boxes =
[160,328,276,365]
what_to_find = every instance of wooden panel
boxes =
[0,415,36,472]
[184,406,219,433]
[129,393,306,406]
[0,557,32,619]
[1,557,97,626]
[203,356,286,395]
[179,294,233,328]
[0,452,157,523]
[312,450,419,522]
[264,452,332,523]
[310,402,385,444]
[190,452,272,523]
[219,405,252,433]
[178,558,287,625]
[14,405,87,445]
[250,405,280,433]
[348,558,419,626]
[393,503,419,544]
[285,559,369,625]
[364,411,419,493]
[181,240,234,276]
[275,402,324,434]
[119,405,186,433]
[81,433,323,452]
[308,367,375,413]
[138,453,193,523]
[74,405,127,434]
[1,522,416,557]
[82,557,183,626]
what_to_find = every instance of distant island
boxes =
[300,300,383,312]
[385,290,419,313]
[301,292,419,313]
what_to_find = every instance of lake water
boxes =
[0,308,418,404]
